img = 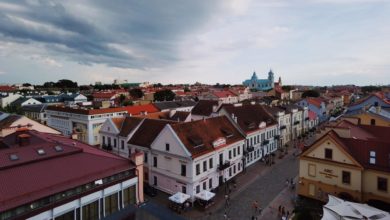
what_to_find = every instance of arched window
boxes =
[370,119,376,125]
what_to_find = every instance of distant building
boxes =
[0,129,144,220]
[0,111,60,137]
[243,70,275,91]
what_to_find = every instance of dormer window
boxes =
[370,151,376,164]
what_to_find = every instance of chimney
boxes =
[130,151,145,204]
[376,105,381,113]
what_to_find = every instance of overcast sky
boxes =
[0,0,389,86]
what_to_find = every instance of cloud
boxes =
[0,0,223,70]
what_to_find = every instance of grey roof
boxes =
[21,104,47,113]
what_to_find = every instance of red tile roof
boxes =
[191,100,219,116]
[0,130,133,212]
[124,104,159,116]
[213,90,237,98]
[92,92,117,99]
[171,116,244,158]
[307,98,323,108]
[0,86,16,92]
[308,110,317,120]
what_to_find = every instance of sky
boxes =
[0,0,389,86]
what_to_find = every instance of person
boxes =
[252,200,258,213]
[278,205,282,215]
[223,212,227,219]
[287,210,290,219]
[281,206,285,216]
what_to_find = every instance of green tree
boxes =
[129,88,144,99]
[119,94,127,105]
[302,90,320,98]
[154,89,176,101]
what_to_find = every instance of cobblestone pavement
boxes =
[206,154,299,220]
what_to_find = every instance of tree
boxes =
[282,85,293,92]
[122,100,133,106]
[55,79,78,88]
[361,86,381,94]
[22,83,32,87]
[43,81,55,88]
[118,94,126,105]
[302,90,320,98]
[129,88,144,99]
[154,89,176,101]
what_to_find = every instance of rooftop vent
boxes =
[9,154,19,161]
[37,149,46,156]
[54,145,63,152]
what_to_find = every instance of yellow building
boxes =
[298,125,390,209]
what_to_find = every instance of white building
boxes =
[0,93,21,108]
[218,103,279,168]
[264,106,291,147]
[99,117,144,157]
[45,106,128,145]
[129,116,245,201]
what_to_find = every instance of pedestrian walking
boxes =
[252,200,259,213]
[287,210,290,219]
[285,179,289,187]
[278,205,282,215]
[282,206,285,216]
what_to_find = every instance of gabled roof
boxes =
[191,100,219,116]
[170,116,244,158]
[221,104,277,134]
[118,117,144,137]
[349,93,390,107]
[128,119,177,148]
[21,104,47,113]
[307,98,323,108]
[170,111,190,122]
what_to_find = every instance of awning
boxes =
[195,190,216,201]
[168,192,190,204]
[322,195,390,220]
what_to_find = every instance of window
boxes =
[325,148,333,160]
[105,193,118,216]
[233,148,236,157]
[203,161,207,172]
[144,152,148,163]
[166,143,170,151]
[153,176,157,186]
[82,200,99,220]
[123,185,136,206]
[9,154,19,161]
[233,164,236,174]
[370,119,376,125]
[102,136,106,145]
[308,164,316,177]
[182,186,186,194]
[378,177,388,192]
[229,167,232,176]
[238,146,241,155]
[342,171,351,184]
[370,151,376,164]
[209,158,213,169]
[153,156,157,167]
[229,150,232,159]
[108,137,111,147]
[196,164,200,175]
[114,139,117,148]
[121,140,124,150]
[55,210,74,220]
[54,145,63,152]
[196,185,200,193]
[219,153,223,165]
[209,178,213,189]
[203,181,206,190]
[181,164,186,177]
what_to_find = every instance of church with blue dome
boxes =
[243,70,276,91]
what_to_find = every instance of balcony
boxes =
[247,146,254,152]
[305,117,309,121]
[274,135,280,140]
[293,121,300,125]
[280,125,286,130]
[262,140,269,146]
[218,161,231,171]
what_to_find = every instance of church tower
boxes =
[278,76,282,86]
[268,69,274,88]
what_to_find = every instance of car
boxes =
[144,184,157,197]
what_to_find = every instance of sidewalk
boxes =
[258,177,297,220]
[183,145,300,219]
